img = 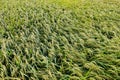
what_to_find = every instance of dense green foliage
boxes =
[0,0,120,80]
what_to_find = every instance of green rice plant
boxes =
[0,0,120,80]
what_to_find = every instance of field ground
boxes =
[0,0,120,80]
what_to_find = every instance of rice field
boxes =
[0,0,120,80]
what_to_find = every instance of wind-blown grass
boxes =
[0,0,120,80]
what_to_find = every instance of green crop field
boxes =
[0,0,120,80]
